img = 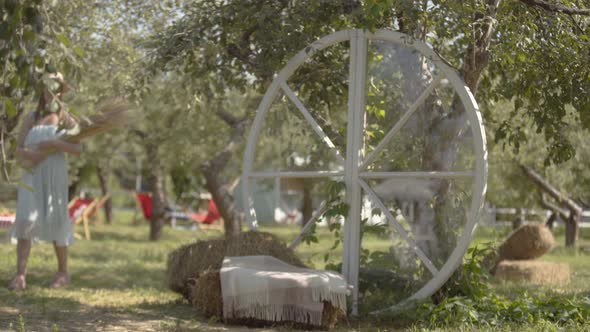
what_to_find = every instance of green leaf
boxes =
[0,22,11,40]
[4,99,17,118]
[74,46,85,57]
[18,180,33,192]
[34,54,43,67]
[23,30,35,42]
[57,33,70,47]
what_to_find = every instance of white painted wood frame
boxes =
[241,29,488,315]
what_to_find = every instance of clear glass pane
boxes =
[364,78,476,173]
[286,42,350,156]
[359,177,474,312]
[253,91,344,173]
[239,177,344,272]
[364,39,475,173]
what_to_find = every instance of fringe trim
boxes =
[223,287,348,324]
[226,303,324,326]
[310,287,348,311]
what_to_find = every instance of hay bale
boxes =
[167,231,306,299]
[190,269,222,318]
[166,237,224,297]
[320,302,346,330]
[498,224,555,260]
[191,270,344,330]
[495,260,570,284]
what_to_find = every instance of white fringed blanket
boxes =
[220,255,350,325]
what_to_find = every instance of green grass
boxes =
[1,213,589,331]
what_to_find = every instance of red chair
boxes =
[191,199,221,224]
[68,198,95,220]
[134,192,222,230]
[135,192,153,220]
[68,194,111,240]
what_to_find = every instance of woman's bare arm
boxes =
[41,139,82,155]
[15,113,45,165]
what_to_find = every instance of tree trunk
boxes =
[200,114,248,239]
[387,0,502,262]
[301,179,314,228]
[146,144,167,241]
[202,163,242,238]
[96,166,113,224]
[68,169,80,201]
[566,210,580,247]
[423,0,502,260]
[545,212,557,230]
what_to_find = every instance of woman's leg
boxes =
[49,242,70,288]
[8,238,32,290]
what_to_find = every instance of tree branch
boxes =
[568,13,586,33]
[0,126,10,181]
[342,0,361,14]
[131,128,147,139]
[520,164,582,213]
[204,118,248,171]
[216,109,241,127]
[226,24,260,73]
[539,193,570,220]
[519,0,590,16]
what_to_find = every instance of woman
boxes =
[8,72,82,291]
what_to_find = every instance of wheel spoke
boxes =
[360,170,475,179]
[360,76,443,170]
[281,81,346,165]
[359,178,439,276]
[289,200,328,249]
[249,170,344,178]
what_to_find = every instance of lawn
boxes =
[1,211,589,331]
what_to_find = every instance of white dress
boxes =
[12,124,73,246]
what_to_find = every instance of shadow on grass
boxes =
[0,290,233,332]
[70,263,168,290]
[68,244,169,264]
[79,226,153,243]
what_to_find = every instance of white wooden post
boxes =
[274,176,281,222]
[342,29,367,316]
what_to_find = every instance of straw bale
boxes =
[190,269,222,318]
[498,224,554,260]
[495,260,570,284]
[167,231,305,299]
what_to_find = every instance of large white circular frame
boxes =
[241,29,488,314]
